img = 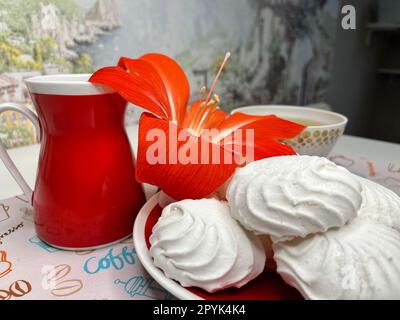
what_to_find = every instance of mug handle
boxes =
[0,103,40,204]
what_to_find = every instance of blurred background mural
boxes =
[0,0,339,149]
[3,0,398,149]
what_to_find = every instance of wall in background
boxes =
[327,0,400,143]
[327,0,379,137]
[0,0,339,149]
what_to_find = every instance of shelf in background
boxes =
[366,23,400,46]
[367,22,400,31]
[377,68,400,76]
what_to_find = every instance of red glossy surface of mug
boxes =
[30,92,146,248]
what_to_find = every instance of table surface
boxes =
[1,125,399,200]
[1,125,400,300]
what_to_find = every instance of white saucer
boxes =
[133,192,202,300]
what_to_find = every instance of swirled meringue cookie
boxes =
[357,177,400,231]
[227,156,362,242]
[149,199,266,293]
[273,218,400,299]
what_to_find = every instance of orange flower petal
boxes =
[182,100,203,129]
[214,112,305,142]
[223,136,297,161]
[211,113,304,162]
[140,53,190,126]
[89,66,168,119]
[203,109,227,129]
[135,113,238,200]
[118,57,171,115]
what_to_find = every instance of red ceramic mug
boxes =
[0,74,145,249]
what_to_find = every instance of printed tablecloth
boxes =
[1,154,399,300]
[0,196,174,300]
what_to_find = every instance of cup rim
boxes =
[231,105,348,129]
[24,73,116,96]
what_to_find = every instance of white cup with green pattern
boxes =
[231,105,348,157]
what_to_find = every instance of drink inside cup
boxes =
[280,118,326,127]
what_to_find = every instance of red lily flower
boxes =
[90,53,305,200]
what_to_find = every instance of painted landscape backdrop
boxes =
[0,0,339,148]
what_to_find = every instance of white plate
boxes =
[133,192,202,300]
[133,192,304,301]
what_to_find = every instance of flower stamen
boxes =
[200,86,207,101]
[189,53,230,134]
[204,52,230,105]
[206,99,216,107]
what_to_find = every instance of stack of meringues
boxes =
[228,156,400,299]
[150,155,400,299]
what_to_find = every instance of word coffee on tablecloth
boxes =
[0,195,174,300]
